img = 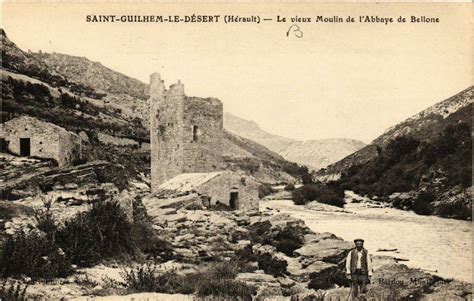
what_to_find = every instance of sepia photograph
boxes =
[0,2,472,301]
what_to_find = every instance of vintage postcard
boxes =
[0,2,472,300]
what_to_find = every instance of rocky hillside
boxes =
[317,86,473,179]
[320,88,473,219]
[224,113,366,170]
[33,52,148,100]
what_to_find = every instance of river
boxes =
[260,199,472,283]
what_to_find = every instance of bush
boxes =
[56,201,136,266]
[273,226,305,256]
[435,202,471,220]
[292,184,345,207]
[122,261,257,300]
[258,184,274,199]
[196,278,256,300]
[412,191,435,215]
[284,184,295,191]
[308,268,348,290]
[0,231,73,281]
[0,281,29,301]
[257,253,287,277]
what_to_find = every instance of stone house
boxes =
[0,116,81,167]
[158,171,259,211]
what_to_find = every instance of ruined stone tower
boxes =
[149,73,224,191]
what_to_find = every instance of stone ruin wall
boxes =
[181,96,225,173]
[149,73,225,191]
[150,74,186,190]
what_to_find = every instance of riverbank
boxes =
[261,199,472,283]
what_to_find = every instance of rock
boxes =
[421,279,472,300]
[294,237,352,264]
[368,264,439,300]
[64,183,79,190]
[252,243,277,256]
[289,260,337,282]
[303,232,338,243]
[155,213,187,223]
[236,272,277,283]
[175,233,195,242]
[230,226,249,242]
[305,201,349,213]
[324,287,351,300]
[290,288,327,301]
[236,271,283,298]
[277,277,296,288]
[174,248,196,259]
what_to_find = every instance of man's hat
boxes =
[354,238,364,243]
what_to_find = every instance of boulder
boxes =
[368,264,439,300]
[420,279,472,300]
[294,237,352,264]
[289,260,337,282]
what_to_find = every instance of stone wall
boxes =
[198,173,259,211]
[0,116,81,167]
[149,73,224,191]
[181,97,224,172]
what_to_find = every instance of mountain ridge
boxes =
[317,86,473,179]
[224,112,366,170]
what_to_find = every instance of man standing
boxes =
[345,238,373,300]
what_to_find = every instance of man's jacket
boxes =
[345,248,373,276]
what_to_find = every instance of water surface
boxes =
[261,199,472,283]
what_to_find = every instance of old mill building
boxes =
[0,116,81,167]
[149,73,258,211]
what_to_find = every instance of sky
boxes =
[2,3,472,143]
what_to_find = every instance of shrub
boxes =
[248,221,273,245]
[412,191,435,215]
[435,202,471,220]
[284,184,295,191]
[273,226,305,256]
[258,184,274,199]
[292,184,345,207]
[122,261,257,300]
[121,265,196,294]
[301,173,314,185]
[196,278,256,300]
[308,266,348,290]
[0,231,73,281]
[257,253,287,277]
[56,201,135,266]
[0,281,29,301]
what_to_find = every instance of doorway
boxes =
[20,138,31,156]
[229,191,239,210]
